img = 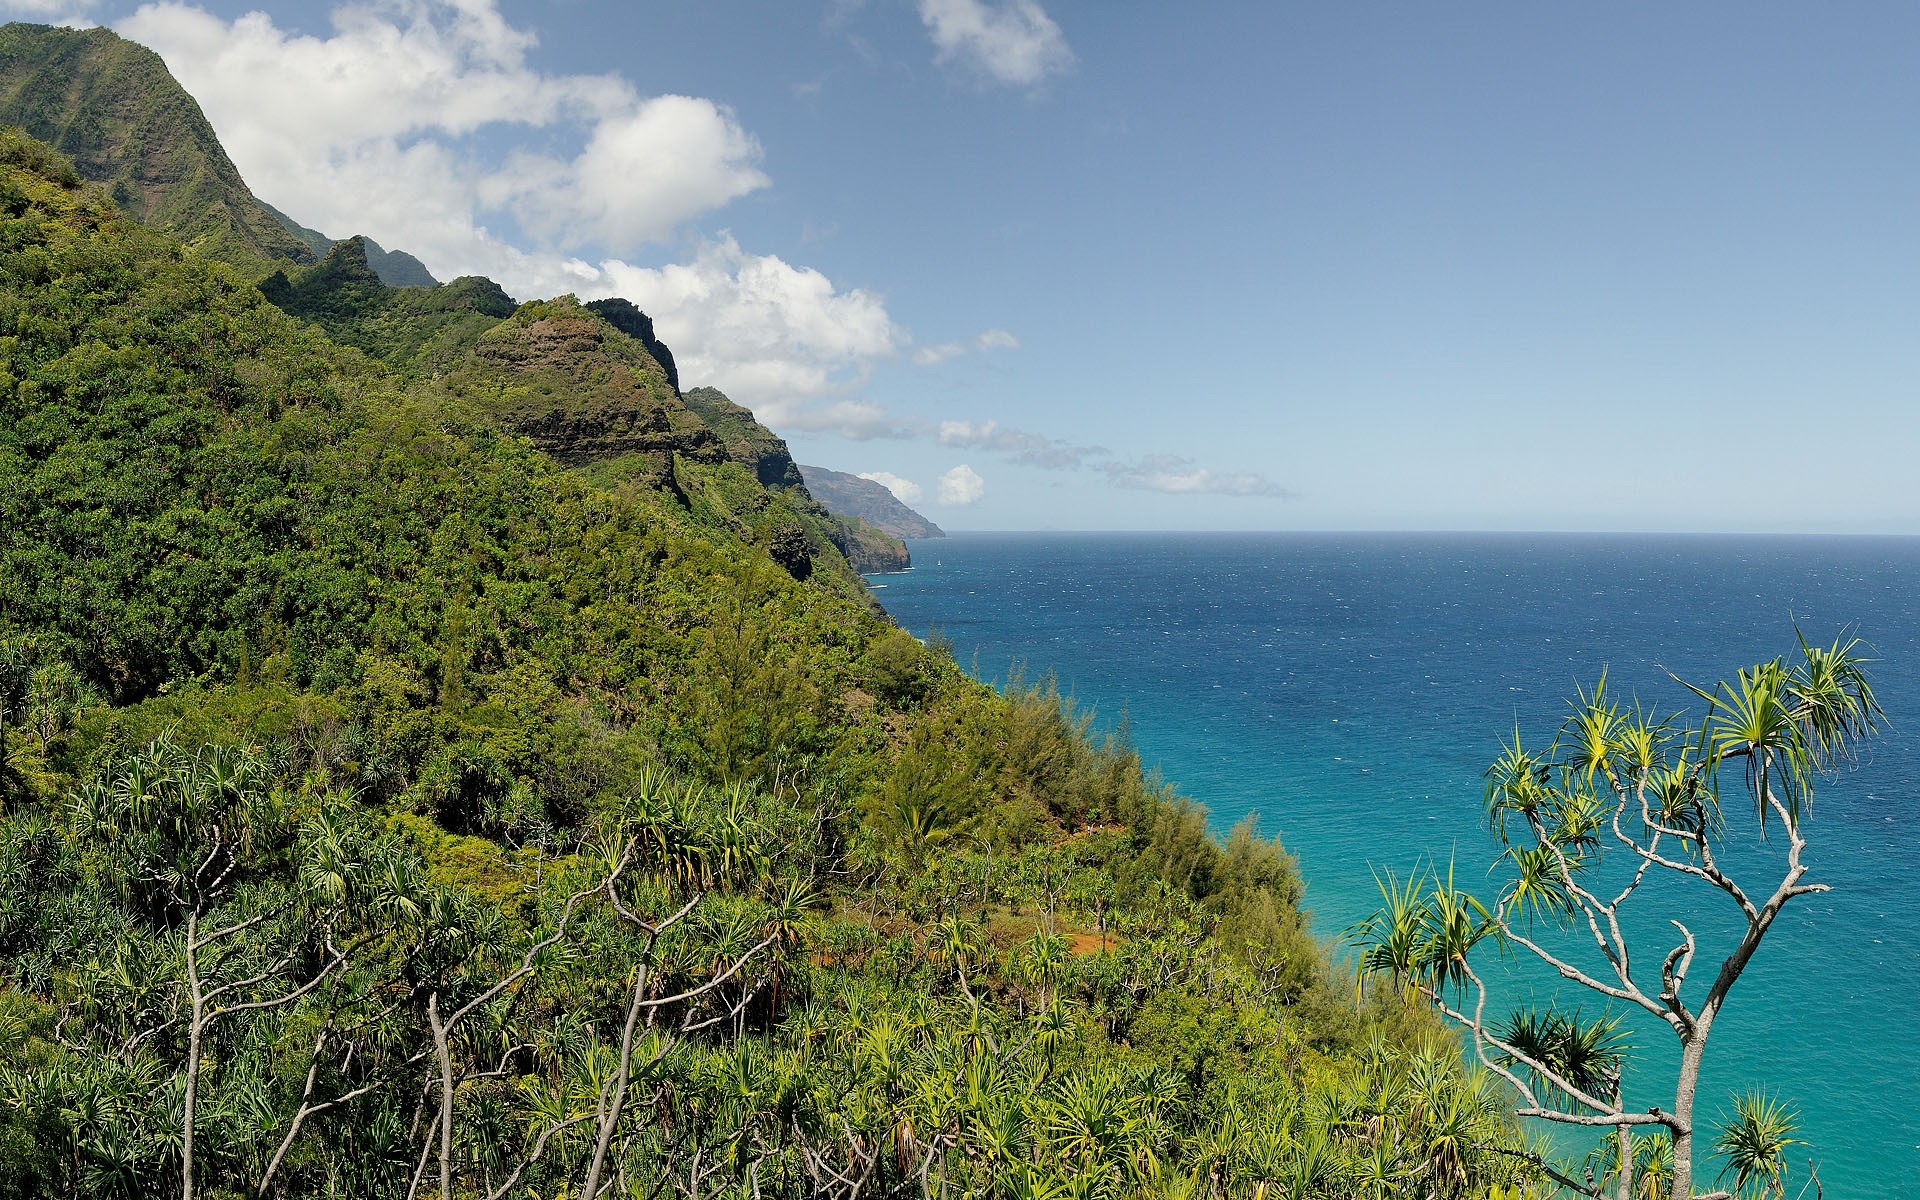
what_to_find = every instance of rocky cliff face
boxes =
[587,298,680,394]
[829,520,912,572]
[682,387,807,491]
[0,23,314,270]
[798,465,946,539]
[445,298,718,468]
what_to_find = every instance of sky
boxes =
[10,0,1920,532]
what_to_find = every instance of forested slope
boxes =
[0,22,313,269]
[0,128,1541,1199]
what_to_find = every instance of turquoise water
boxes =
[873,532,1920,1197]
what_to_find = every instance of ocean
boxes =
[871,532,1920,1198]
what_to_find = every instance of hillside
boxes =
[0,22,313,269]
[801,462,948,539]
[258,234,911,579]
[261,197,439,286]
[0,112,1537,1200]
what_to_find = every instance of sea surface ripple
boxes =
[874,531,1920,1197]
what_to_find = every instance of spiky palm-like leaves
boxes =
[1351,864,1494,1001]
[1496,1008,1630,1107]
[1355,632,1875,1200]
[1713,1091,1800,1199]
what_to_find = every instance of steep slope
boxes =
[587,296,680,392]
[799,463,947,539]
[0,124,1529,1200]
[261,235,516,373]
[0,22,313,269]
[260,238,911,578]
[683,385,805,490]
[260,197,439,286]
[678,387,911,571]
[438,294,717,468]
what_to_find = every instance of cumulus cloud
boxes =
[1103,456,1293,498]
[917,0,1073,87]
[859,471,923,504]
[591,235,903,420]
[112,0,903,424]
[482,95,767,248]
[937,419,1103,469]
[120,1,765,263]
[938,464,987,507]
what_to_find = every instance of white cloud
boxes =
[975,328,1019,350]
[859,471,923,504]
[938,464,987,507]
[590,234,904,426]
[111,1,904,427]
[483,94,767,248]
[913,341,966,367]
[119,1,766,265]
[917,0,1073,87]
[1104,456,1292,498]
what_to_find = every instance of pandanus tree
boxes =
[1354,632,1881,1200]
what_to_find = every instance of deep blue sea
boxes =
[872,532,1919,1198]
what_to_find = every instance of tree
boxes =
[1355,632,1879,1200]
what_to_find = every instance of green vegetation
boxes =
[0,126,1555,1198]
[0,23,314,270]
[259,198,439,287]
[1355,636,1878,1199]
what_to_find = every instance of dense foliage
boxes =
[0,128,1548,1198]
[0,23,314,269]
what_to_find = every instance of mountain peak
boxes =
[0,22,315,270]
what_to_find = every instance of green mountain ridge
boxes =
[260,197,440,287]
[0,22,906,576]
[256,232,910,578]
[0,22,313,270]
[0,33,1551,1198]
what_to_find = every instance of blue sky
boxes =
[13,0,1920,531]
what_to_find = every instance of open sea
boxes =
[872,532,1920,1198]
